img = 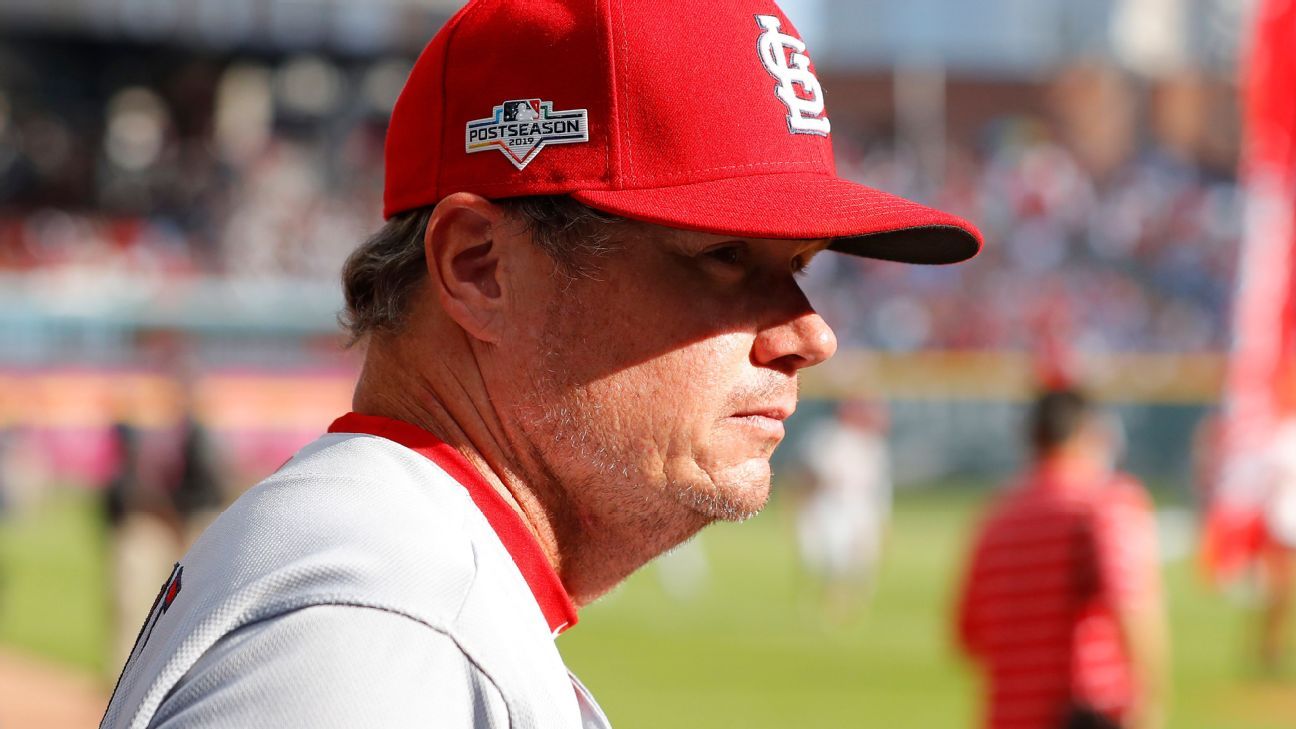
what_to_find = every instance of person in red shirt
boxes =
[956,389,1169,729]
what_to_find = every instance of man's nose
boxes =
[751,307,838,373]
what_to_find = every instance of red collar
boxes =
[328,412,578,635]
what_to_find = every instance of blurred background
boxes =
[0,0,1292,727]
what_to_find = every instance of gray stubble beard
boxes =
[515,344,722,559]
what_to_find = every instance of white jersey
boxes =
[796,419,892,576]
[102,413,610,729]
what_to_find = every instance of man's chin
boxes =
[674,462,771,523]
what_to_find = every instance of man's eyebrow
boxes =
[666,231,741,253]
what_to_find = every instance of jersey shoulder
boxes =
[149,605,510,729]
[103,433,488,729]
[202,431,485,621]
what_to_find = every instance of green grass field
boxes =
[0,489,111,676]
[2,486,1293,728]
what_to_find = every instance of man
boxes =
[102,1,980,727]
[1259,418,1296,674]
[956,390,1168,729]
[101,413,184,673]
[795,399,892,620]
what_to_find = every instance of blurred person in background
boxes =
[956,389,1168,729]
[794,399,892,621]
[166,385,227,548]
[101,413,181,672]
[1197,411,1296,675]
[1257,418,1296,675]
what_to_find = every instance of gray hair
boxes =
[339,196,627,344]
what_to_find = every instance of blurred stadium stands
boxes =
[0,0,460,50]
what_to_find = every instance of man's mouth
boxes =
[730,404,794,440]
[732,403,794,421]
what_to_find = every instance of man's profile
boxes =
[101,1,981,727]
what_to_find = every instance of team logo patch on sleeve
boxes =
[465,99,589,170]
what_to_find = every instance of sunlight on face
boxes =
[506,225,836,537]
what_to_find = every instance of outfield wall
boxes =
[0,351,1219,490]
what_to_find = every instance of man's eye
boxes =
[705,245,744,266]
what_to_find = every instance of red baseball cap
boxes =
[384,0,982,264]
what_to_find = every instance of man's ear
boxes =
[424,192,513,343]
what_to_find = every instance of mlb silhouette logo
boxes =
[503,99,541,122]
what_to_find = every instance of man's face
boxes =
[488,218,837,539]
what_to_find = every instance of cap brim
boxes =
[570,172,981,265]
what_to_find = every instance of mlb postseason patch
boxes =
[465,99,589,170]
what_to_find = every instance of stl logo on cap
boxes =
[464,98,590,170]
[755,14,830,136]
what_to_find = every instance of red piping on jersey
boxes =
[328,412,579,635]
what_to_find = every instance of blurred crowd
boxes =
[810,130,1240,352]
[0,44,396,283]
[0,46,1242,352]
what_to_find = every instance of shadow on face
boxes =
[507,222,839,394]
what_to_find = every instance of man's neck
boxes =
[351,330,705,607]
[1034,446,1107,483]
[352,335,565,570]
